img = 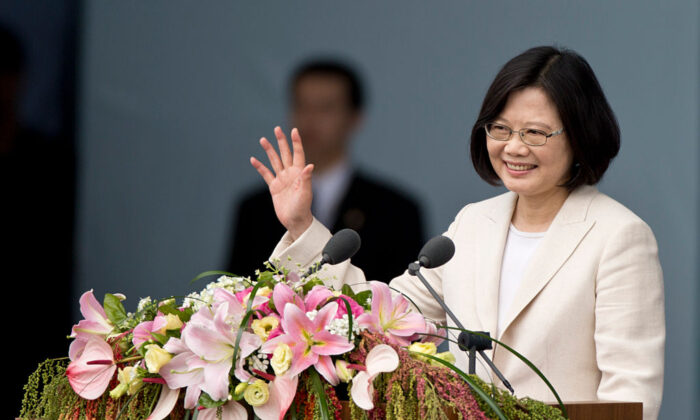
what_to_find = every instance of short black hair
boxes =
[470,46,620,190]
[0,24,25,74]
[289,58,365,111]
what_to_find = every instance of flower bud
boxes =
[335,360,355,383]
[243,379,270,407]
[233,382,248,400]
[270,343,293,375]
[144,344,173,374]
[162,313,184,331]
[111,366,142,398]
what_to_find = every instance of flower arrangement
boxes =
[19,264,566,420]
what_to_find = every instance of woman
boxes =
[250,46,665,420]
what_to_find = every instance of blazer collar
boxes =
[474,186,598,339]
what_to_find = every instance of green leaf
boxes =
[257,270,275,283]
[157,303,193,323]
[190,270,237,284]
[104,293,127,325]
[414,352,509,420]
[302,278,324,295]
[157,304,179,316]
[309,369,332,420]
[149,332,169,346]
[232,281,268,367]
[337,297,355,341]
[341,284,356,298]
[198,391,227,408]
[354,291,372,309]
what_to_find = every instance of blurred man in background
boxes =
[227,59,424,282]
[1,24,74,415]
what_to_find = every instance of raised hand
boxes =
[250,127,314,240]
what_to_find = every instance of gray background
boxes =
[76,2,698,418]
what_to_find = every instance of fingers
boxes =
[260,137,284,175]
[250,156,275,186]
[301,163,314,180]
[291,128,306,167]
[274,126,293,168]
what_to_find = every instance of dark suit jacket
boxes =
[226,171,425,282]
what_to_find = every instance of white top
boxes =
[497,224,545,337]
[311,160,353,228]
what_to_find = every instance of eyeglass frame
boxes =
[483,122,565,146]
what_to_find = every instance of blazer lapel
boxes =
[475,192,517,337]
[498,186,598,338]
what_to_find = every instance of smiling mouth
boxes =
[505,162,537,171]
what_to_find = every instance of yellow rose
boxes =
[144,344,173,374]
[243,379,270,407]
[431,351,456,366]
[335,360,355,383]
[270,343,292,375]
[251,316,280,341]
[408,342,437,362]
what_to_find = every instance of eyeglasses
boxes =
[484,122,564,146]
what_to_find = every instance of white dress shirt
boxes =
[497,224,545,337]
[312,160,353,227]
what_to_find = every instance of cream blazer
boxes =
[271,185,665,420]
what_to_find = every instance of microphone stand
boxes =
[408,262,514,394]
[303,258,326,278]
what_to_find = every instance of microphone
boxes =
[418,235,455,269]
[304,229,361,277]
[407,235,514,394]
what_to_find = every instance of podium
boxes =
[547,401,642,420]
[339,401,643,420]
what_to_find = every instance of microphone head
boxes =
[321,229,361,265]
[418,235,455,268]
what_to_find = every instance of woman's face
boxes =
[486,86,573,200]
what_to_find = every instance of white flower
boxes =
[325,314,363,340]
[137,296,152,312]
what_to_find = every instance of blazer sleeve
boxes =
[268,206,473,325]
[594,219,665,420]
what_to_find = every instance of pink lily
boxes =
[356,281,427,346]
[271,283,304,315]
[234,287,269,309]
[271,283,334,314]
[66,335,117,400]
[253,374,299,420]
[69,290,114,361]
[350,344,399,410]
[303,285,333,310]
[261,302,354,384]
[198,400,247,420]
[132,315,168,348]
[146,385,180,420]
[160,337,207,409]
[181,301,261,401]
[419,321,446,345]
